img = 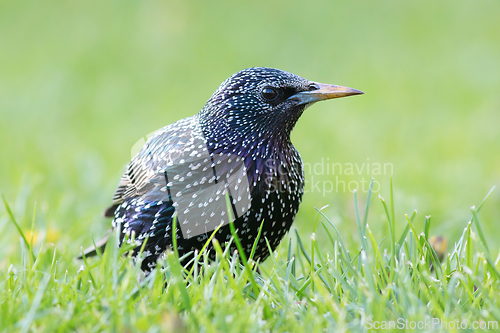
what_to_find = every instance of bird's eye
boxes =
[261,87,279,102]
[308,83,320,91]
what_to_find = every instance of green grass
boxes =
[1,184,499,332]
[1,1,500,332]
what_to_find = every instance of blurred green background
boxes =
[1,1,499,262]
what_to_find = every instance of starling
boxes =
[81,67,363,272]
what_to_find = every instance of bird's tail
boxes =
[76,233,109,259]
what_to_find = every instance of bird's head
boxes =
[199,67,363,147]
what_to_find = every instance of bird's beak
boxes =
[290,83,364,105]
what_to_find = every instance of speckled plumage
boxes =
[91,67,362,272]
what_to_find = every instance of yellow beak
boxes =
[291,83,363,105]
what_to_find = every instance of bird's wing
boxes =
[103,115,254,221]
[102,118,260,240]
[103,116,203,217]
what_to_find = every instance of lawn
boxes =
[1,1,499,332]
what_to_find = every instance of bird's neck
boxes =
[196,111,303,196]
[198,116,294,159]
[198,105,299,154]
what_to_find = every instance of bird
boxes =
[80,67,363,272]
